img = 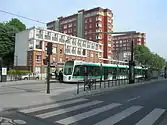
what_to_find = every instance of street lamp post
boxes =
[88,31,136,84]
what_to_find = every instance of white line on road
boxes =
[56,103,121,125]
[36,100,102,119]
[135,108,166,125]
[127,96,141,102]
[95,106,142,125]
[19,98,88,113]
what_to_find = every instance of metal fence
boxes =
[77,77,146,94]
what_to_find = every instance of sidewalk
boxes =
[0,79,60,87]
[0,78,166,112]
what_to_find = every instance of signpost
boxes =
[1,67,7,82]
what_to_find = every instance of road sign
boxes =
[2,67,7,75]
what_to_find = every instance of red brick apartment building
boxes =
[112,32,146,62]
[47,7,113,63]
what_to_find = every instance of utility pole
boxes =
[46,42,52,94]
[129,39,135,84]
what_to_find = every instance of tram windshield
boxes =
[64,61,74,75]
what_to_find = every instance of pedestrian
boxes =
[59,70,63,83]
[55,69,58,79]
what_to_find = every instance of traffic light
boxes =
[43,58,48,65]
[47,42,53,55]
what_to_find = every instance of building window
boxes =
[83,49,86,56]
[59,35,65,43]
[96,17,102,21]
[96,23,102,27]
[36,54,41,63]
[89,18,92,22]
[72,47,76,54]
[64,30,67,34]
[82,41,86,48]
[44,31,51,40]
[108,18,111,22]
[85,19,87,23]
[96,35,102,40]
[72,39,76,45]
[36,40,42,49]
[96,29,102,32]
[89,37,92,40]
[60,48,63,54]
[64,25,67,29]
[52,33,58,41]
[87,42,91,48]
[91,43,95,49]
[108,36,112,41]
[66,46,71,53]
[52,47,57,54]
[77,40,82,47]
[89,24,92,28]
[36,30,43,39]
[77,48,81,55]
[96,44,99,50]
[68,23,72,28]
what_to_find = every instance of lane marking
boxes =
[36,100,102,119]
[56,103,121,125]
[95,106,142,125]
[136,108,166,125]
[19,98,88,113]
[127,96,141,102]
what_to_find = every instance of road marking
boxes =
[135,108,166,125]
[56,103,121,125]
[19,98,88,113]
[36,100,102,118]
[95,106,142,125]
[127,96,141,102]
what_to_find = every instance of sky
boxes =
[0,0,167,58]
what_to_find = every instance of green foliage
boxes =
[8,70,30,75]
[8,18,26,31]
[0,18,26,67]
[134,45,166,69]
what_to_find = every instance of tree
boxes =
[7,18,26,31]
[134,45,152,65]
[134,45,166,69]
[0,18,26,67]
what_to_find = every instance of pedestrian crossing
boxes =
[19,97,166,125]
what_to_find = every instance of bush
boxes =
[8,70,30,75]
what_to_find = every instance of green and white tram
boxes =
[63,60,147,83]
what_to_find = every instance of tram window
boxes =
[73,65,84,76]
[87,66,101,76]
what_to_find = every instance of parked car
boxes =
[21,73,39,80]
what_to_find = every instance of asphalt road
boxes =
[1,80,167,125]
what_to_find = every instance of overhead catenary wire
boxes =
[0,9,46,24]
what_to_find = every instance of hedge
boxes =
[8,70,30,75]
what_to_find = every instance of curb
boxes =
[49,79,167,101]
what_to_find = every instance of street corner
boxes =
[0,110,51,125]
